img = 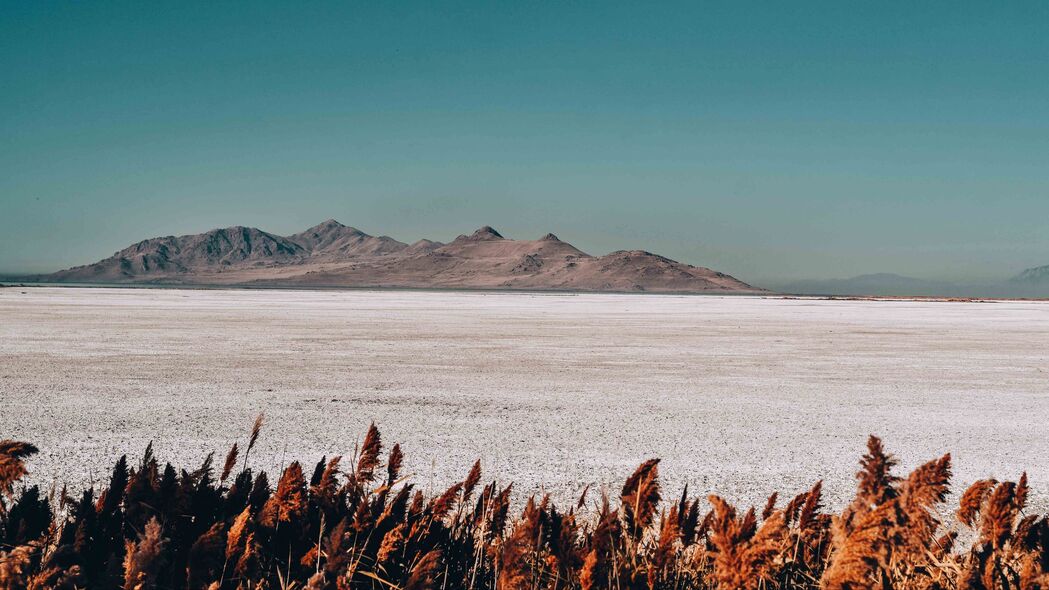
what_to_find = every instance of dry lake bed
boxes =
[1,286,1047,511]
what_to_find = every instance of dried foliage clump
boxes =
[1,427,1047,590]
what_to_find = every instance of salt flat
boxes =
[1,287,1047,512]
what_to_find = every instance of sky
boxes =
[2,2,1047,285]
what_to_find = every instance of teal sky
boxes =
[3,2,1047,284]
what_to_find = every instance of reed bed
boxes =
[1,417,1046,590]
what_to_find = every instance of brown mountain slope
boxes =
[45,221,763,293]
[288,219,409,258]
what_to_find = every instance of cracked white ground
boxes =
[2,287,1047,511]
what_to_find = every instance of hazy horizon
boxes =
[3,2,1047,285]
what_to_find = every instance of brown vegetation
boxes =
[1,420,1047,589]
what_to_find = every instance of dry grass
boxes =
[1,420,1047,590]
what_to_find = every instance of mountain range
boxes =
[40,220,762,293]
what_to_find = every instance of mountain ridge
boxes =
[43,221,762,293]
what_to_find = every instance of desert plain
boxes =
[1,286,1047,512]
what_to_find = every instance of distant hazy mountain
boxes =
[779,270,1049,299]
[780,273,964,297]
[41,220,762,293]
[1011,264,1049,286]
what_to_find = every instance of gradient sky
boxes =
[3,2,1047,285]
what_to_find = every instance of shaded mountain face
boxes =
[45,221,762,293]
[52,226,307,282]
